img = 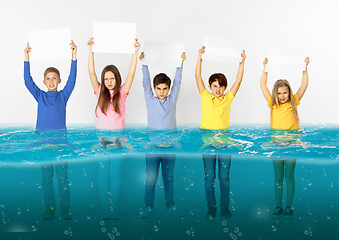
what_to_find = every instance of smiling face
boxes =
[104,71,116,90]
[154,83,170,99]
[277,86,290,104]
[43,72,61,91]
[209,80,226,98]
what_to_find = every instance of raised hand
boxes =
[304,57,310,66]
[139,52,145,61]
[70,40,77,60]
[241,50,246,62]
[198,46,205,57]
[24,42,32,61]
[87,37,95,51]
[263,58,268,66]
[181,52,186,62]
[134,38,140,53]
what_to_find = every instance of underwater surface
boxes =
[1,124,339,240]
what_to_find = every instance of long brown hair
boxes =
[271,79,299,128]
[95,65,122,116]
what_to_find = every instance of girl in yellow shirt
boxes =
[260,56,309,219]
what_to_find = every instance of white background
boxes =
[0,0,338,126]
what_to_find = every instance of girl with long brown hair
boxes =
[87,37,140,220]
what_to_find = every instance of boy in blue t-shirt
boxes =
[139,51,185,218]
[24,41,77,220]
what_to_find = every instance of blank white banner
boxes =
[142,40,185,68]
[202,35,242,63]
[265,48,307,73]
[92,21,136,54]
[28,28,71,61]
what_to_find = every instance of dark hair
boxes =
[44,67,60,79]
[208,73,227,88]
[153,73,171,88]
[95,65,122,116]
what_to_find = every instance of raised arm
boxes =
[24,42,41,101]
[124,38,141,94]
[195,46,206,93]
[296,57,310,101]
[62,40,78,101]
[139,52,153,99]
[230,50,246,96]
[87,37,100,94]
[170,52,186,102]
[260,58,271,101]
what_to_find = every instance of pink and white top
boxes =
[94,85,128,130]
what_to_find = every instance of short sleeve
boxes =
[293,94,300,106]
[120,84,128,100]
[225,91,235,101]
[267,95,272,107]
[199,88,209,99]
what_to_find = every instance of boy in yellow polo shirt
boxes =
[195,46,246,218]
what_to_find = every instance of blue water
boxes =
[1,124,339,240]
[1,124,339,164]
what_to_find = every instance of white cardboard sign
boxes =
[92,21,136,54]
[28,28,71,61]
[141,40,185,68]
[202,35,242,63]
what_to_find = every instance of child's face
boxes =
[154,83,170,99]
[277,86,290,104]
[104,71,116,90]
[209,81,226,97]
[43,72,61,91]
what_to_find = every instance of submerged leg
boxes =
[218,155,231,210]
[41,162,55,210]
[145,155,161,208]
[272,160,284,208]
[55,161,70,211]
[97,157,111,216]
[161,154,175,209]
[284,159,297,207]
[108,156,122,210]
[203,155,217,209]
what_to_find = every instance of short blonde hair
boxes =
[44,67,60,79]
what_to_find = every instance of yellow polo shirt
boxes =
[267,94,300,130]
[199,89,235,130]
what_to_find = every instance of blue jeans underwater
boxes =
[203,155,231,209]
[97,156,122,211]
[41,161,70,210]
[145,154,175,209]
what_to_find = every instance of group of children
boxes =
[24,38,309,220]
